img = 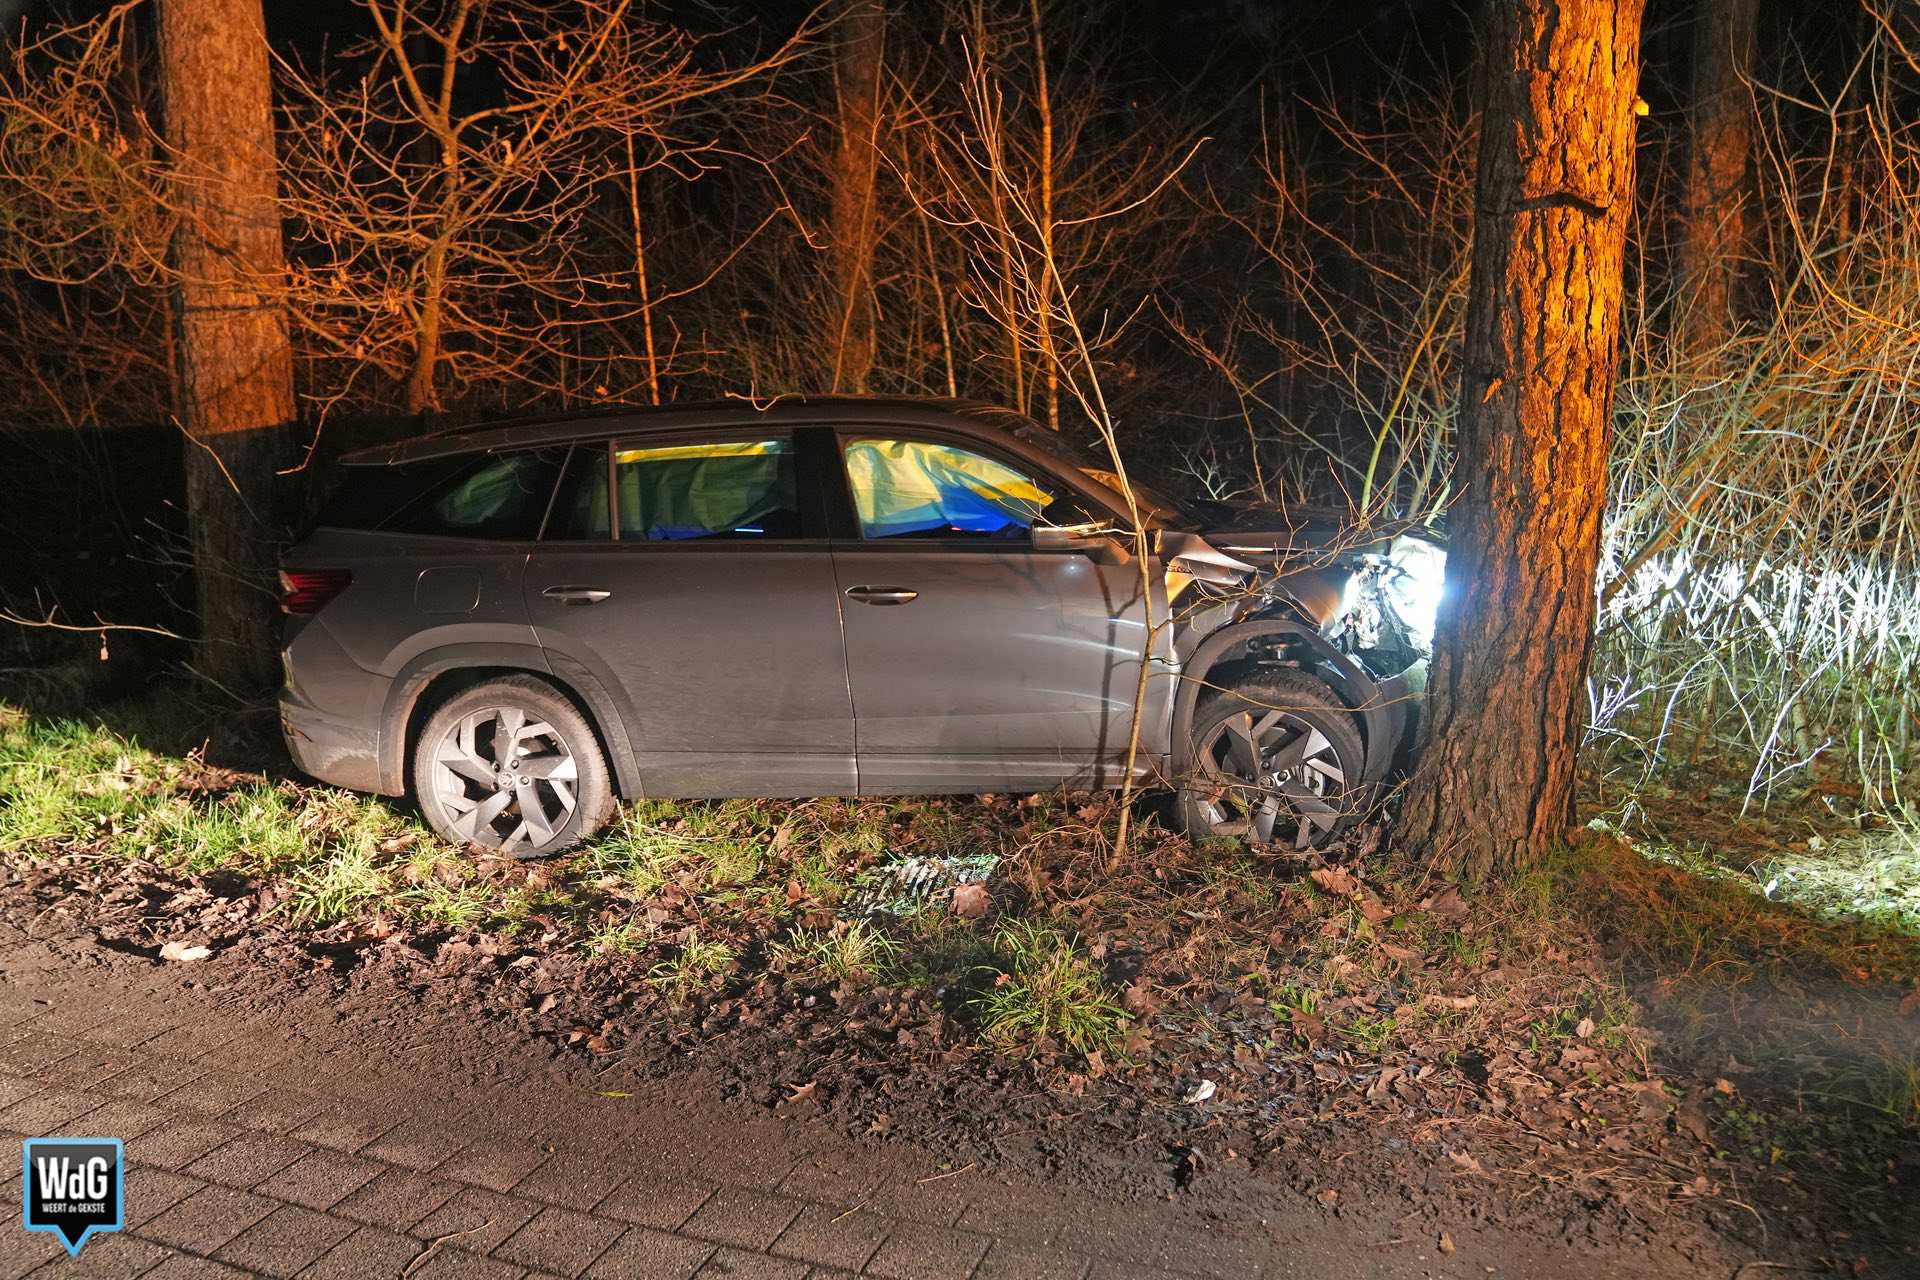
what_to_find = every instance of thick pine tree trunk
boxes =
[826,0,885,393]
[157,0,297,692]
[1677,0,1756,355]
[1397,0,1644,877]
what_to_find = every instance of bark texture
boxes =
[825,0,885,393]
[158,0,297,691]
[1677,0,1756,354]
[1398,0,1644,876]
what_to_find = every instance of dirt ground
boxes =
[5,835,1914,1279]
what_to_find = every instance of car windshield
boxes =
[1006,423,1189,524]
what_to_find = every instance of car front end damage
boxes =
[1159,517,1445,810]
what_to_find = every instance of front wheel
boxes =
[413,675,614,858]
[1178,671,1369,849]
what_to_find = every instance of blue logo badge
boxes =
[21,1137,123,1256]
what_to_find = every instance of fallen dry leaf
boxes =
[1419,885,1470,923]
[1423,993,1477,1010]
[949,882,990,919]
[159,940,211,963]
[1438,1231,1456,1254]
[1310,865,1359,896]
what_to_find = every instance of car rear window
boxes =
[319,448,567,540]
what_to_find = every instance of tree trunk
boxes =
[826,0,885,393]
[1677,0,1756,355]
[157,0,297,693]
[1397,0,1644,878]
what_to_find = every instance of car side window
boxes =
[546,442,612,540]
[380,447,567,540]
[601,438,801,542]
[844,437,1081,540]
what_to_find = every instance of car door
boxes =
[829,431,1171,793]
[524,434,855,798]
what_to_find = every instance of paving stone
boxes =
[123,1166,209,1229]
[169,1075,267,1120]
[83,1018,182,1051]
[184,1132,309,1188]
[593,1175,714,1232]
[435,1141,553,1194]
[290,1108,400,1154]
[0,1228,63,1280]
[137,1026,239,1064]
[99,1064,208,1106]
[224,1090,331,1136]
[768,1203,891,1273]
[405,1246,529,1280]
[491,1205,626,1277]
[27,1227,173,1278]
[80,1098,174,1143]
[294,1224,424,1280]
[0,1035,81,1074]
[253,1148,385,1212]
[359,1115,474,1172]
[581,1227,714,1280]
[0,1087,104,1135]
[971,1241,1091,1280]
[512,1152,630,1212]
[679,1188,804,1252]
[690,1248,807,1279]
[411,1186,545,1257]
[128,1119,241,1172]
[136,1255,257,1280]
[861,1223,989,1280]
[30,1005,125,1040]
[212,1203,358,1278]
[0,1075,41,1110]
[44,1045,140,1092]
[776,1152,889,1205]
[333,1166,461,1232]
[139,1184,279,1254]
[1080,1265,1188,1280]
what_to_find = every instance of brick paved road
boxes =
[0,945,1308,1280]
[0,931,1691,1280]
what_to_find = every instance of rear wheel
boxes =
[413,675,614,858]
[1178,671,1368,849]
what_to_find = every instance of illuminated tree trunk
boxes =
[1677,0,1756,354]
[158,0,297,691]
[826,0,885,393]
[1398,0,1644,877]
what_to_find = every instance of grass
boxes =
[2,691,1916,1105]
[648,938,737,1004]
[772,919,901,985]
[972,921,1125,1058]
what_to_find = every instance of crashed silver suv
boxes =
[279,398,1441,856]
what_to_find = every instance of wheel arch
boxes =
[377,646,640,799]
[1173,618,1398,787]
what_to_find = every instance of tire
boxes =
[1177,670,1369,850]
[412,675,615,858]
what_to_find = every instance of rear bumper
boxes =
[280,690,384,794]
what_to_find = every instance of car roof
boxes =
[337,395,1039,466]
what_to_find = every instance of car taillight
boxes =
[279,569,352,615]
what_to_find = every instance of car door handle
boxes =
[542,585,612,605]
[844,585,919,606]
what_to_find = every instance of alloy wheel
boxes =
[430,705,580,854]
[1193,707,1350,849]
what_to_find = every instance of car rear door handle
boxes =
[844,585,918,606]
[542,585,612,605]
